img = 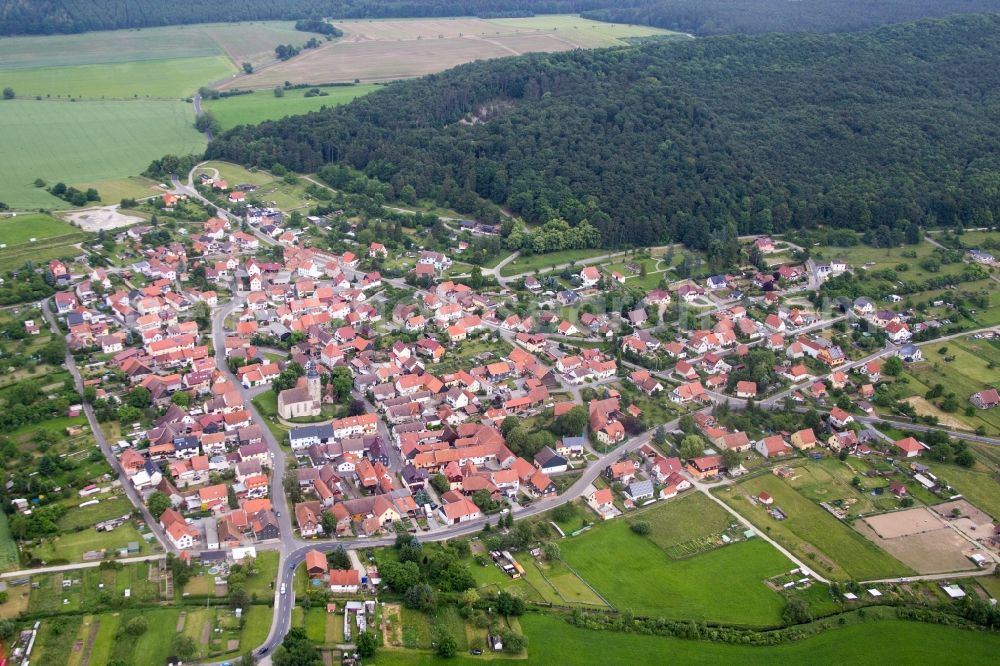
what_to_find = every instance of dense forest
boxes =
[6,0,1000,35]
[0,0,609,35]
[206,14,1000,249]
[581,0,1000,35]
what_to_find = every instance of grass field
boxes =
[899,337,1000,434]
[2,56,236,100]
[110,608,179,665]
[0,213,77,245]
[499,248,611,277]
[626,492,734,557]
[0,21,304,70]
[0,512,19,571]
[490,15,685,47]
[31,523,149,563]
[715,475,913,581]
[371,614,1000,665]
[922,462,1000,520]
[560,519,790,625]
[0,99,204,210]
[55,496,135,531]
[70,176,162,203]
[205,84,381,130]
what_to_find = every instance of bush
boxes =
[630,521,650,536]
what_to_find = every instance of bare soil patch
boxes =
[932,499,994,529]
[63,205,144,232]
[862,507,946,539]
[901,396,969,430]
[854,519,977,574]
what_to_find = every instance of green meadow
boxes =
[205,84,381,130]
[373,613,1000,665]
[559,519,791,625]
[0,100,204,209]
[0,56,235,99]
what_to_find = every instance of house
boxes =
[971,389,1000,410]
[885,321,911,343]
[754,237,774,254]
[579,266,600,288]
[894,437,926,458]
[828,406,854,429]
[706,275,728,290]
[626,479,655,502]
[605,461,635,485]
[686,455,723,479]
[897,344,923,363]
[968,249,997,264]
[438,498,482,525]
[328,568,361,594]
[756,435,792,458]
[306,549,329,578]
[670,381,706,404]
[534,447,568,474]
[790,428,817,450]
[735,381,757,399]
[758,491,774,506]
[586,488,616,519]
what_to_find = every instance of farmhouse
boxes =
[971,389,1000,410]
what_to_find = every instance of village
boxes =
[0,161,998,664]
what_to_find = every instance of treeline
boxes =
[581,0,1000,36]
[295,18,342,36]
[0,0,612,35]
[207,14,1000,249]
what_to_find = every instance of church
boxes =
[277,361,322,420]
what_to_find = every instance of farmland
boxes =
[372,613,1000,665]
[0,21,304,71]
[559,516,791,625]
[715,474,913,581]
[0,100,204,210]
[0,56,235,100]
[205,84,382,130]
[221,16,682,90]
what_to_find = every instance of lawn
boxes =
[87,612,121,666]
[31,523,150,563]
[205,84,381,130]
[1,56,235,99]
[371,613,1000,665]
[715,475,912,581]
[240,605,272,653]
[559,520,790,625]
[242,550,280,597]
[0,99,204,210]
[499,248,612,277]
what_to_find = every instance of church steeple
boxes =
[306,360,321,403]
